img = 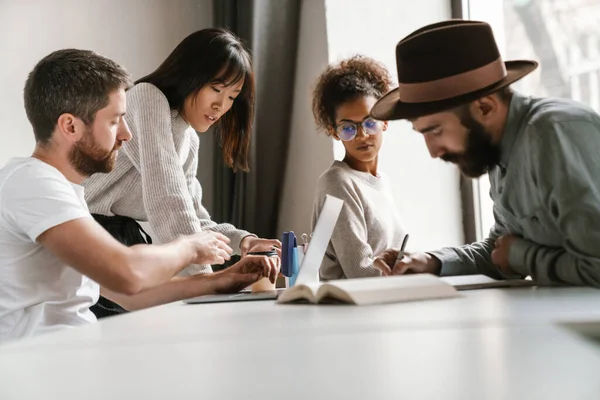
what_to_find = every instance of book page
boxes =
[277,282,322,304]
[316,284,355,304]
[325,274,458,305]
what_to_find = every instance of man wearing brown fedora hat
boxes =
[372,20,600,287]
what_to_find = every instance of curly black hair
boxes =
[312,55,393,135]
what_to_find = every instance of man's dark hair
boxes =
[24,49,131,145]
[452,86,514,120]
[495,86,513,104]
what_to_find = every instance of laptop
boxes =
[182,289,283,304]
[183,195,343,304]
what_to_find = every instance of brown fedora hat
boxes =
[371,20,538,120]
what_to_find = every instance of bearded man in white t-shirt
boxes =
[0,49,279,343]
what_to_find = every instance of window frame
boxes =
[451,0,487,243]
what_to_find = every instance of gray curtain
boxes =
[212,0,301,239]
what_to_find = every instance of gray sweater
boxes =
[430,92,600,287]
[83,83,252,274]
[312,161,406,280]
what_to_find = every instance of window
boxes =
[465,0,600,240]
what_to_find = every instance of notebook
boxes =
[183,290,281,304]
[440,274,535,290]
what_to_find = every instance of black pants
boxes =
[90,214,153,319]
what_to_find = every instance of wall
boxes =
[468,0,508,240]
[279,0,464,251]
[277,0,333,237]
[325,0,464,251]
[0,0,214,212]
[1,0,465,251]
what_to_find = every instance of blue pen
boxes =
[281,232,291,277]
[289,235,299,286]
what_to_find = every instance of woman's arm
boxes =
[183,133,254,256]
[122,84,212,248]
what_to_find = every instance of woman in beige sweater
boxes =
[311,56,406,280]
[84,29,279,317]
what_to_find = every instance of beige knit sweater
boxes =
[83,83,252,274]
[312,161,406,280]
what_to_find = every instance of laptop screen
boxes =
[294,195,343,285]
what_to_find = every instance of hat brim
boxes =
[371,60,538,121]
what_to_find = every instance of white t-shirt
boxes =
[0,157,99,343]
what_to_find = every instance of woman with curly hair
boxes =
[311,56,406,280]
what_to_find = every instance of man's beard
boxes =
[441,112,501,178]
[69,127,120,176]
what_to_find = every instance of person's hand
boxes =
[373,257,393,276]
[186,231,233,265]
[390,251,441,275]
[376,248,401,269]
[212,255,281,293]
[240,236,282,257]
[491,235,518,275]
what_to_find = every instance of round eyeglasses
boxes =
[335,118,382,141]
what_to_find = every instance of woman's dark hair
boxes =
[137,28,254,172]
[312,55,392,135]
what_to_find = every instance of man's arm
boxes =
[102,254,280,310]
[101,276,211,310]
[0,162,231,297]
[508,119,600,287]
[428,208,507,279]
[38,218,232,295]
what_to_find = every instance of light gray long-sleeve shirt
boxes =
[430,91,600,287]
[83,83,252,274]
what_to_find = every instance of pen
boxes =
[248,250,278,257]
[395,234,409,266]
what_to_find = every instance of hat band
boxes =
[397,58,507,103]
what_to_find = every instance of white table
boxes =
[1,287,600,399]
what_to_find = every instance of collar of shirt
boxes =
[499,91,532,170]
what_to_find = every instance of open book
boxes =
[277,274,459,305]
